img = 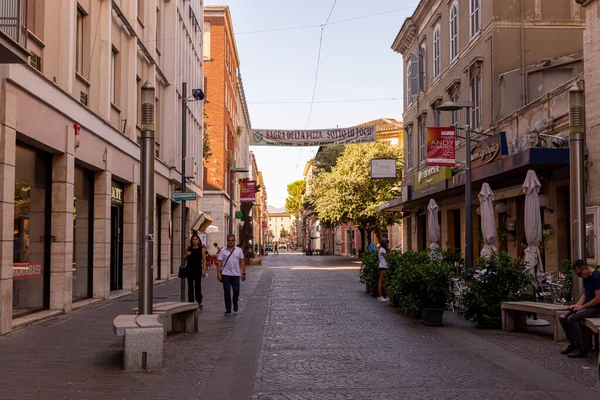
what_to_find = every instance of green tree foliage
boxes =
[202,109,212,161]
[280,227,289,238]
[309,142,403,238]
[314,145,345,172]
[285,179,305,217]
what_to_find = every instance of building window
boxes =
[451,92,460,127]
[419,116,427,162]
[111,47,118,105]
[450,3,459,60]
[76,8,85,75]
[470,73,482,130]
[470,0,480,38]
[433,108,440,127]
[406,127,413,169]
[418,41,426,91]
[406,61,412,106]
[433,27,440,79]
[137,0,144,22]
[203,22,211,60]
[156,7,161,53]
[27,0,37,36]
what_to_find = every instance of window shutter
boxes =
[410,53,419,98]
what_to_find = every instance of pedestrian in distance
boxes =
[184,234,207,310]
[274,241,279,255]
[377,238,389,302]
[214,242,222,255]
[559,259,600,358]
[217,234,246,316]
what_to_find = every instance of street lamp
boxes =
[139,81,155,315]
[229,167,249,234]
[437,100,473,272]
[569,82,585,300]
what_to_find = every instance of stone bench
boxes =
[501,301,569,342]
[582,318,600,352]
[132,302,198,342]
[112,314,163,371]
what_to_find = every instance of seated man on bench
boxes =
[559,259,600,358]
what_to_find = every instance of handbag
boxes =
[218,249,235,282]
[178,259,188,279]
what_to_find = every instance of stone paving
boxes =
[0,252,598,399]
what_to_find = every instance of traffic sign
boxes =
[172,191,197,202]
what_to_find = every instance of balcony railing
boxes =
[0,0,28,50]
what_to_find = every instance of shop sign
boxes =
[470,131,508,169]
[13,262,42,280]
[240,180,256,203]
[111,182,124,205]
[415,166,452,190]
[427,127,456,167]
[370,158,397,179]
[262,221,268,230]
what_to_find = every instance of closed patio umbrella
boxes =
[427,199,440,250]
[522,170,543,276]
[478,183,498,256]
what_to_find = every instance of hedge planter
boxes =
[366,283,371,294]
[370,283,379,297]
[421,308,444,326]
[389,295,400,308]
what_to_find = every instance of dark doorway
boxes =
[110,206,123,290]
[156,199,162,280]
[418,214,427,251]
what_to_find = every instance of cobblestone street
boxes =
[0,252,599,399]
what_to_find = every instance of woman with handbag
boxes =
[184,234,207,310]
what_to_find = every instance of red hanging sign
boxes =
[240,180,256,203]
[426,127,456,167]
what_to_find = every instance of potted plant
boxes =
[462,252,534,328]
[384,250,404,307]
[359,251,379,296]
[419,260,455,326]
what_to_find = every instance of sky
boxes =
[205,0,418,208]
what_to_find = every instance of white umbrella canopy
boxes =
[427,199,440,250]
[522,170,544,276]
[478,183,498,256]
[205,225,219,234]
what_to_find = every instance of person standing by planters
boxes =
[184,234,207,310]
[217,234,246,315]
[377,238,389,302]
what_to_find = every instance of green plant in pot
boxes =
[359,250,379,296]
[392,251,430,318]
[462,252,534,328]
[419,260,455,326]
[384,249,404,307]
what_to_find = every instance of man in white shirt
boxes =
[217,234,246,315]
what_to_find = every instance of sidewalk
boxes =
[0,253,599,399]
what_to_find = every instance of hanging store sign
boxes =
[427,127,456,167]
[262,221,268,230]
[414,166,452,190]
[370,158,397,179]
[240,180,256,203]
[470,131,508,169]
[249,126,376,147]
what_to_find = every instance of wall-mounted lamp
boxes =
[494,202,507,214]
[538,194,554,213]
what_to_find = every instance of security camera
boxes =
[192,89,205,101]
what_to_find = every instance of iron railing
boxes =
[0,0,28,49]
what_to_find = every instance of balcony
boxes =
[0,0,29,64]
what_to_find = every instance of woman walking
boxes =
[377,238,389,302]
[184,234,207,310]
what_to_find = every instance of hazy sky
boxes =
[205,0,418,208]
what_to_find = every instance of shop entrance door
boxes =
[110,206,123,290]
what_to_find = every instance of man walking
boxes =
[217,234,246,316]
[559,259,600,357]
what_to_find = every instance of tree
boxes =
[285,179,305,217]
[309,141,403,240]
[280,227,289,238]
[314,145,345,172]
[202,108,212,161]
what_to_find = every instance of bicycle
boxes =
[450,277,468,315]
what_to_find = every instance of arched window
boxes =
[450,4,459,60]
[433,27,440,78]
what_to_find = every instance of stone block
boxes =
[0,163,15,204]
[0,125,16,166]
[49,270,72,312]
[123,326,163,371]
[51,182,74,213]
[51,213,74,243]
[0,241,13,279]
[0,202,14,242]
[52,153,75,184]
[0,278,12,334]
[94,172,111,196]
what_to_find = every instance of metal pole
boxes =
[569,82,585,300]
[139,82,155,315]
[180,82,187,302]
[229,171,234,234]
[465,108,473,272]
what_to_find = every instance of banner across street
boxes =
[249,126,376,146]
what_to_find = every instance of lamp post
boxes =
[139,81,155,315]
[569,82,585,300]
[438,101,473,271]
[229,167,249,235]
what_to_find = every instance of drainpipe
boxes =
[520,0,526,106]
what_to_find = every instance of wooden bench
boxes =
[132,302,198,342]
[112,314,163,371]
[501,301,569,342]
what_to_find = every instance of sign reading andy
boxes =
[250,126,376,147]
[427,127,456,167]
